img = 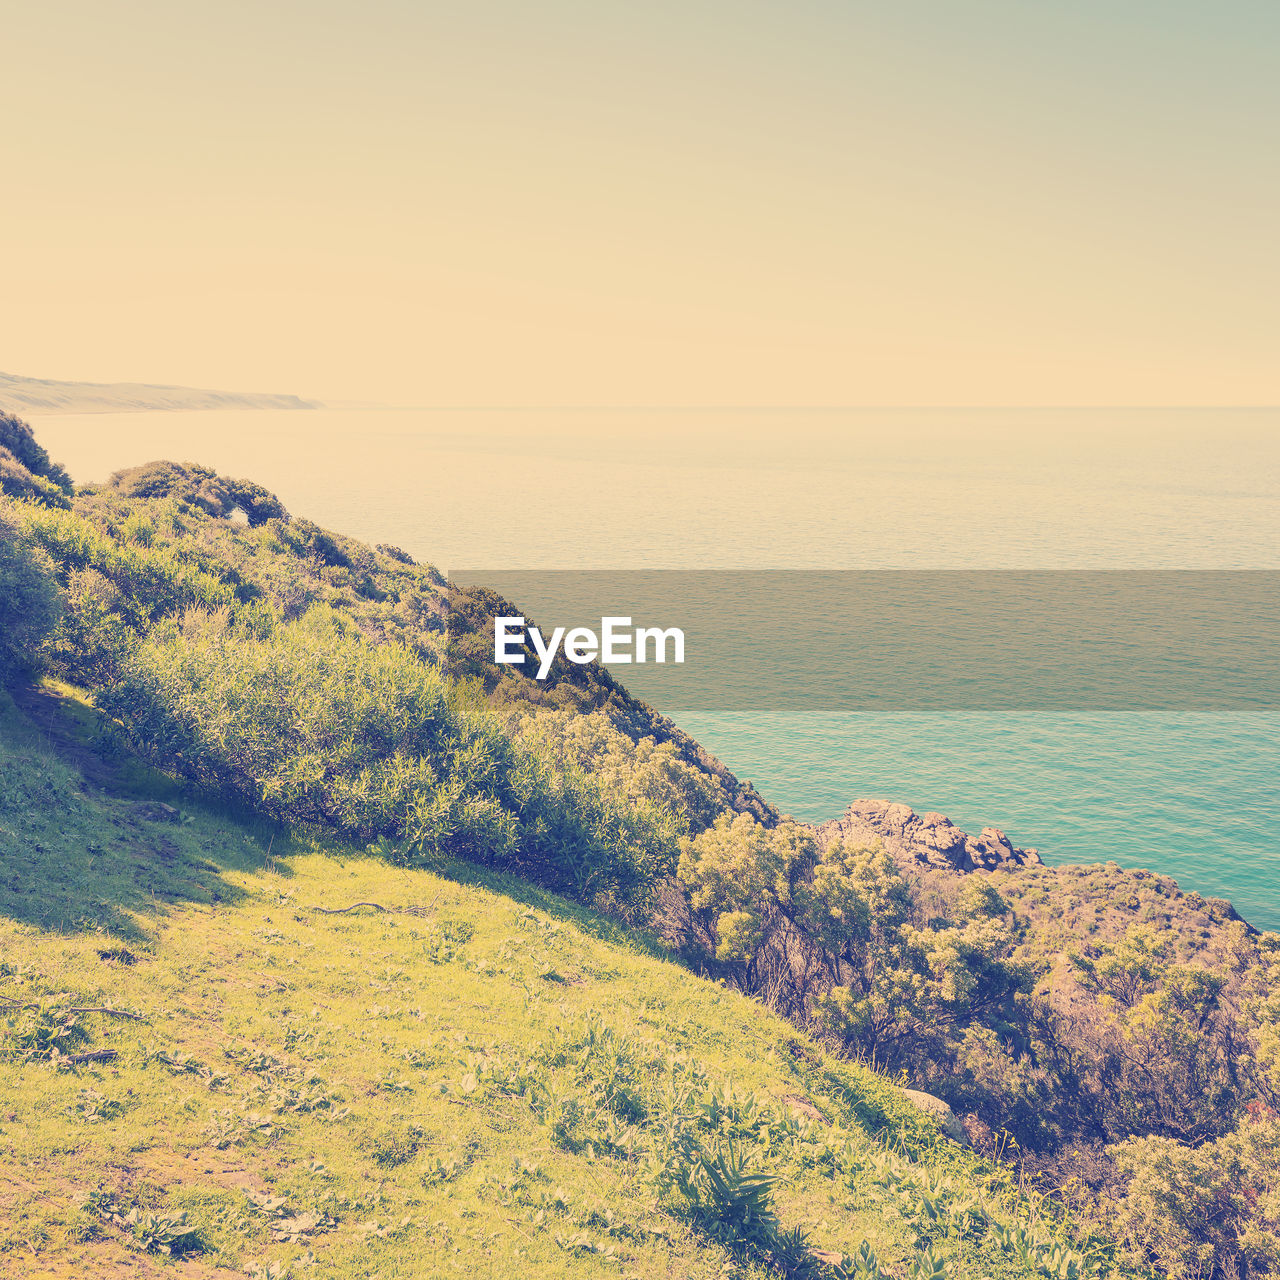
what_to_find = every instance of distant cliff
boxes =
[0,371,318,415]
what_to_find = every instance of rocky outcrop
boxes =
[899,1088,969,1145]
[814,798,1043,873]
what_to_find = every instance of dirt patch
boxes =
[134,1147,261,1196]
[9,1240,237,1278]
[781,1093,826,1122]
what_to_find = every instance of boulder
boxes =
[899,1088,969,1145]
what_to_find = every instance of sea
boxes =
[29,407,1280,929]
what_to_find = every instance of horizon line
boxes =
[350,402,1280,412]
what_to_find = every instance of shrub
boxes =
[0,504,64,683]
[1109,1111,1280,1279]
[0,447,71,508]
[97,607,671,906]
[18,503,239,647]
[0,412,73,492]
[108,461,286,525]
[275,517,350,567]
[513,705,726,837]
[222,476,288,525]
[1069,928,1238,1143]
[46,567,135,685]
[678,814,1032,1077]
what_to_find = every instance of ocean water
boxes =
[676,710,1280,928]
[31,407,1280,927]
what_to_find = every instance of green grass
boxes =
[0,687,1131,1279]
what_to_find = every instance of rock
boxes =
[134,801,180,824]
[918,812,967,855]
[899,1088,969,1145]
[814,799,1041,873]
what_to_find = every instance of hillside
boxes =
[3,408,1279,1278]
[0,372,316,415]
[0,687,1106,1280]
[0,447,772,829]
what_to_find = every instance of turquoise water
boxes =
[677,710,1280,930]
[32,407,1280,928]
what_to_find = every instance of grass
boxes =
[0,686,1133,1279]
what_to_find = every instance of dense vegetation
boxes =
[675,814,1280,1278]
[2,410,1278,1277]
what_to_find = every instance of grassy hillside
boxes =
[0,688,1113,1280]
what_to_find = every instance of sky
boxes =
[2,0,1277,406]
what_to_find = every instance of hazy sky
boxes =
[3,1,1277,405]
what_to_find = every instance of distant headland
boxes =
[0,370,318,415]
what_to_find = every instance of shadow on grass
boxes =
[395,851,682,965]
[0,681,294,943]
[0,681,677,967]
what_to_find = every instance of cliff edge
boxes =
[814,797,1044,872]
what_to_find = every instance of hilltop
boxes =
[0,372,317,416]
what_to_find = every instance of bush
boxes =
[513,705,726,837]
[0,448,71,508]
[97,607,672,906]
[1109,1111,1280,1279]
[275,517,349,566]
[18,503,239,646]
[46,567,135,685]
[222,477,288,525]
[108,461,286,525]
[0,412,73,493]
[678,814,1032,1078]
[0,504,64,683]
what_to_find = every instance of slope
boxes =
[0,687,1120,1280]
